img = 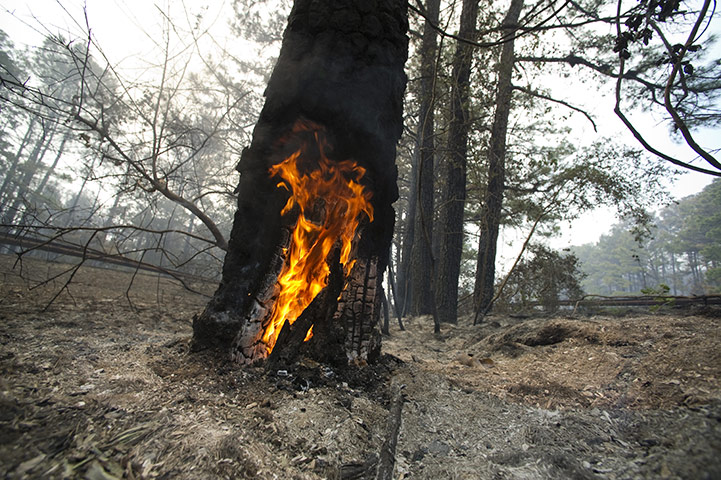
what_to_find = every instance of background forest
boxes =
[1,0,720,318]
[574,179,721,296]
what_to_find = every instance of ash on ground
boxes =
[1,255,719,479]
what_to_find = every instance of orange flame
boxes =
[262,122,373,354]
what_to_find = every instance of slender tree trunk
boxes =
[435,0,479,325]
[387,255,405,330]
[3,122,55,225]
[35,131,70,197]
[473,0,523,316]
[659,254,666,286]
[670,251,678,294]
[408,0,441,317]
[0,118,37,206]
[641,263,648,290]
[66,157,97,226]
[396,151,417,316]
[381,287,390,335]
[94,179,128,251]
[688,251,701,293]
[14,131,70,229]
[182,214,196,261]
[158,201,181,269]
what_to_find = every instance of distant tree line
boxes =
[573,179,721,296]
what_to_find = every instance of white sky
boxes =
[1,1,243,71]
[2,0,719,254]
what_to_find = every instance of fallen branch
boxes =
[513,85,597,131]
[568,294,721,313]
[338,377,406,480]
[376,379,405,480]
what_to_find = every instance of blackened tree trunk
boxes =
[192,0,408,365]
[473,0,523,318]
[404,0,440,317]
[435,0,480,325]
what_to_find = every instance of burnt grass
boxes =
[1,253,720,479]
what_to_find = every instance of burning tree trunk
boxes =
[192,0,408,366]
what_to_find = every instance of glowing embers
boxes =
[261,120,374,355]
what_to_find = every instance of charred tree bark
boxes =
[267,247,346,367]
[406,0,441,317]
[192,0,408,365]
[375,378,405,480]
[435,0,479,325]
[473,0,523,319]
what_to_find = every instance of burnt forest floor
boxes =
[1,253,720,479]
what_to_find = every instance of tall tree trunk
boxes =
[387,256,405,330]
[35,131,70,197]
[671,251,678,295]
[689,251,700,286]
[2,122,55,225]
[94,176,129,251]
[396,150,417,316]
[435,0,479,325]
[66,157,97,226]
[473,0,523,317]
[181,214,196,261]
[407,0,441,317]
[0,118,37,206]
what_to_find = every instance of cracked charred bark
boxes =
[192,0,408,365]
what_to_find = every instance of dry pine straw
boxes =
[385,313,721,410]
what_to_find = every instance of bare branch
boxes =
[612,0,721,177]
[475,187,563,323]
[516,54,664,92]
[409,0,629,49]
[0,227,214,300]
[72,112,230,250]
[513,84,597,131]
[652,0,721,171]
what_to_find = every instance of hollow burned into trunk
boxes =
[192,0,408,366]
[229,120,382,365]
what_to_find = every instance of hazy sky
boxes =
[2,0,719,253]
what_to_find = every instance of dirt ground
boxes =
[1,253,720,479]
